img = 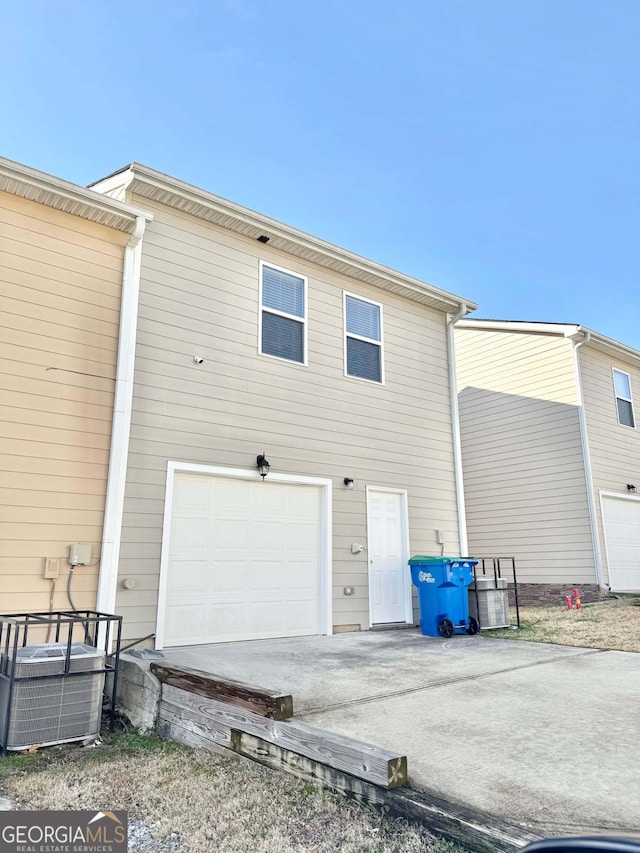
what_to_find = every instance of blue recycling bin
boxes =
[409,556,479,638]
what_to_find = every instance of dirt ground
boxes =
[0,734,461,853]
[490,594,640,652]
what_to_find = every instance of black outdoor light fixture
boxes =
[257,235,270,244]
[343,478,354,488]
[627,484,637,493]
[257,454,271,479]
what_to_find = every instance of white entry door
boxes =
[367,488,411,625]
[161,472,324,646]
[601,494,640,591]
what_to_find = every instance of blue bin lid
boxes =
[408,556,462,564]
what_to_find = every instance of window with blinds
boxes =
[260,263,307,364]
[344,293,383,383]
[613,368,635,428]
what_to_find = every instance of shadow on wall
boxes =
[457,386,597,587]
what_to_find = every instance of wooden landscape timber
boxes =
[157,683,407,789]
[150,661,293,720]
[151,664,540,852]
[234,732,542,853]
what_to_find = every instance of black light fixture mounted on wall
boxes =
[627,484,637,493]
[257,454,271,479]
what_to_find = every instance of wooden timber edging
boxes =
[150,662,293,720]
[157,684,407,789]
[151,666,540,851]
[234,733,543,853]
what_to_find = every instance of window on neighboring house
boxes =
[613,368,635,428]
[259,263,307,365]
[344,292,383,383]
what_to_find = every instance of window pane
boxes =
[613,369,632,400]
[262,266,305,318]
[347,337,381,382]
[262,312,304,363]
[346,295,380,341]
[617,398,635,428]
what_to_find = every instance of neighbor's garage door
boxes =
[163,473,322,646]
[601,495,640,591]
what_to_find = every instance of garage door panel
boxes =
[207,519,250,553]
[166,559,206,595]
[602,495,640,592]
[206,561,248,592]
[165,605,206,644]
[171,516,209,551]
[286,600,319,633]
[173,475,211,506]
[253,520,285,552]
[163,473,323,646]
[286,523,319,554]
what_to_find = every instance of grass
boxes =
[0,733,463,853]
[489,594,640,652]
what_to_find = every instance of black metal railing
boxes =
[469,557,521,630]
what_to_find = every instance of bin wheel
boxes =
[438,619,455,638]
[466,616,479,635]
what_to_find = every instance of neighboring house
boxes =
[90,163,477,647]
[0,158,151,615]
[455,319,640,601]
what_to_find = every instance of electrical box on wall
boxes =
[43,558,59,579]
[69,543,92,567]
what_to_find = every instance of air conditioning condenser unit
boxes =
[0,642,105,751]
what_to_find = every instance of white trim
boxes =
[599,490,640,591]
[456,319,579,337]
[612,367,636,429]
[155,461,333,649]
[343,290,385,385]
[97,216,147,621]
[448,306,468,556]
[599,488,640,501]
[258,260,308,367]
[365,485,413,627]
[571,337,606,589]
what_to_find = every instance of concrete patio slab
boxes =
[161,631,640,836]
[163,629,587,713]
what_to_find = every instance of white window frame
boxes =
[612,367,635,429]
[343,291,385,385]
[258,260,308,367]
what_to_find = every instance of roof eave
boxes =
[93,162,476,314]
[457,319,640,365]
[456,318,579,337]
[0,157,152,233]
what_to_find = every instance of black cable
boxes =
[67,566,79,612]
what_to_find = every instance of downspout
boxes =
[447,303,469,556]
[571,330,607,589]
[97,215,147,615]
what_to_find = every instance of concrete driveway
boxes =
[164,630,640,836]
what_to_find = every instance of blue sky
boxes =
[2,0,639,346]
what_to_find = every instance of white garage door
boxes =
[163,473,323,646]
[602,495,640,591]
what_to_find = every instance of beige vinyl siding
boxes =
[0,192,128,613]
[456,328,596,583]
[579,346,640,586]
[115,196,460,640]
